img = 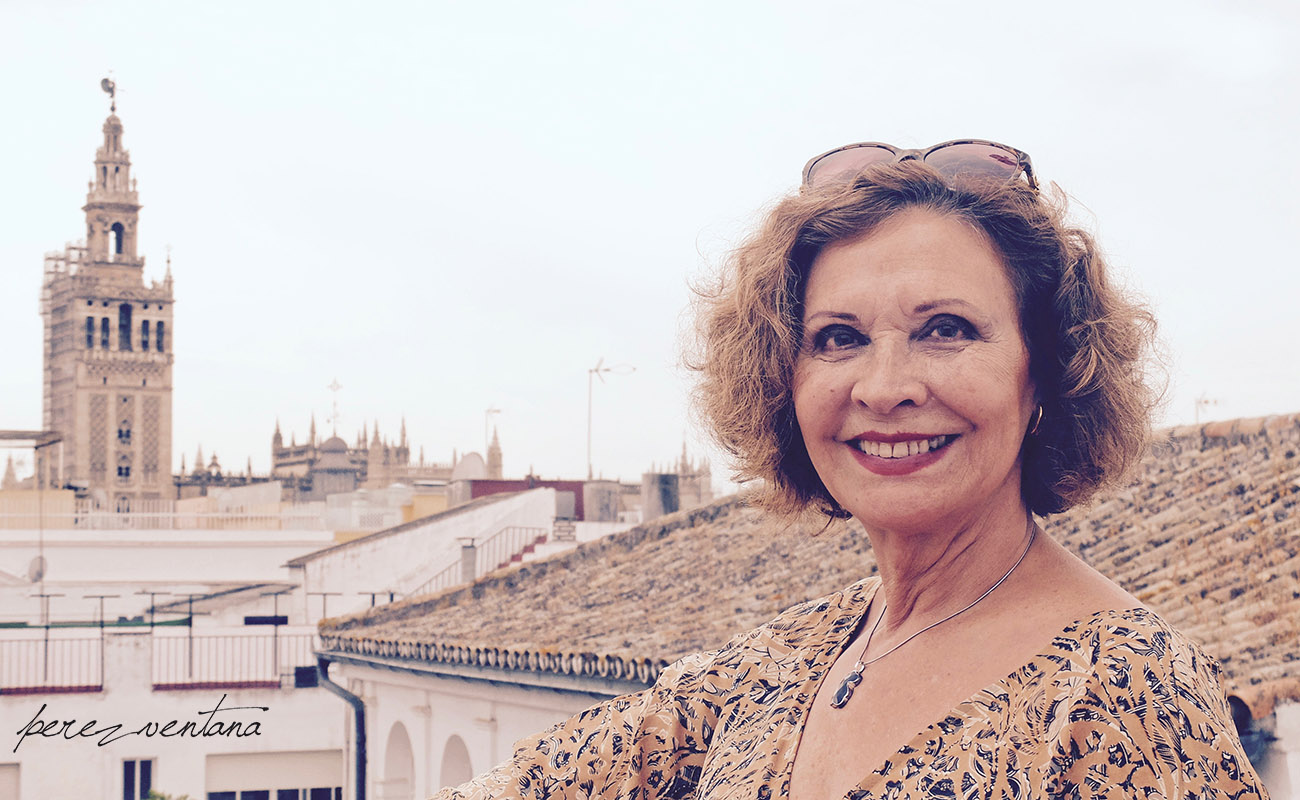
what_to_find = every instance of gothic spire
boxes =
[2,455,17,491]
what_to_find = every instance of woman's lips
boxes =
[845,433,957,476]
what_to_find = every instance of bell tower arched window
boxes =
[86,317,95,349]
[118,304,133,351]
[110,223,125,258]
[141,319,150,351]
[100,317,110,349]
[156,320,165,352]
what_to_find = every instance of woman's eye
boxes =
[922,315,976,342]
[810,325,863,353]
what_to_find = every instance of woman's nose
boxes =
[848,344,929,413]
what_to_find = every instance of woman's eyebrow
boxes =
[803,311,859,323]
[912,298,978,314]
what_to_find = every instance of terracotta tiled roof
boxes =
[320,414,1300,716]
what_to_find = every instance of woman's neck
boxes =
[864,499,1035,635]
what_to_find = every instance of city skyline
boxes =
[2,1,1297,488]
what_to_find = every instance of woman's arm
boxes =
[433,646,733,799]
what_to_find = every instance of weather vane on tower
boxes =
[100,76,116,113]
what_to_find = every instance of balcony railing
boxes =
[406,525,550,599]
[0,631,318,694]
[152,632,316,690]
[0,636,102,695]
[478,525,550,573]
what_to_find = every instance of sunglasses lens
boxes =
[805,145,896,188]
[923,143,1023,185]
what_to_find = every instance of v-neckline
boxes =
[782,577,1151,799]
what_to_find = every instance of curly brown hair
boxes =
[690,160,1159,518]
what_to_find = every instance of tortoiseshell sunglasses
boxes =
[802,139,1038,191]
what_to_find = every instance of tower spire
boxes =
[487,427,503,479]
[83,80,142,266]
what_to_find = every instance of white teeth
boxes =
[853,435,951,458]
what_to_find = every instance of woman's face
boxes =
[792,208,1036,532]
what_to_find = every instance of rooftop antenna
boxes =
[586,357,634,480]
[100,76,116,113]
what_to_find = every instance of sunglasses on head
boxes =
[802,139,1038,191]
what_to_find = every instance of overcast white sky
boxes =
[1,1,1296,488]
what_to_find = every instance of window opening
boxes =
[110,222,125,257]
[118,304,132,351]
[122,758,152,799]
[141,319,150,351]
[101,317,110,348]
[156,320,166,352]
[86,317,95,348]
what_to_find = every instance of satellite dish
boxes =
[26,556,46,583]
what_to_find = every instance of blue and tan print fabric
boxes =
[438,579,1268,799]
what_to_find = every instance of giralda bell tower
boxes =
[39,80,174,510]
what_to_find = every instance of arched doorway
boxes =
[439,734,473,790]
[382,721,415,800]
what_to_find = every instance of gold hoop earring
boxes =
[1028,405,1043,437]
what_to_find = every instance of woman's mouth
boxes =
[849,434,956,459]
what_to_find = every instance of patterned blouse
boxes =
[439,578,1269,799]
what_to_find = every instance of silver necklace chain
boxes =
[829,518,1038,710]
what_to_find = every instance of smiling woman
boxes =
[793,210,1037,533]
[434,152,1268,799]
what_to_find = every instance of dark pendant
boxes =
[830,669,863,709]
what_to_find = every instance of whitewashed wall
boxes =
[335,661,610,799]
[291,488,557,625]
[1260,701,1300,800]
[0,527,337,624]
[2,630,344,799]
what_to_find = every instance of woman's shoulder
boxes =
[659,577,877,685]
[1031,608,1266,796]
[1042,606,1234,724]
[761,576,880,638]
[1055,607,1218,673]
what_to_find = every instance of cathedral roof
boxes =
[321,413,1300,719]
